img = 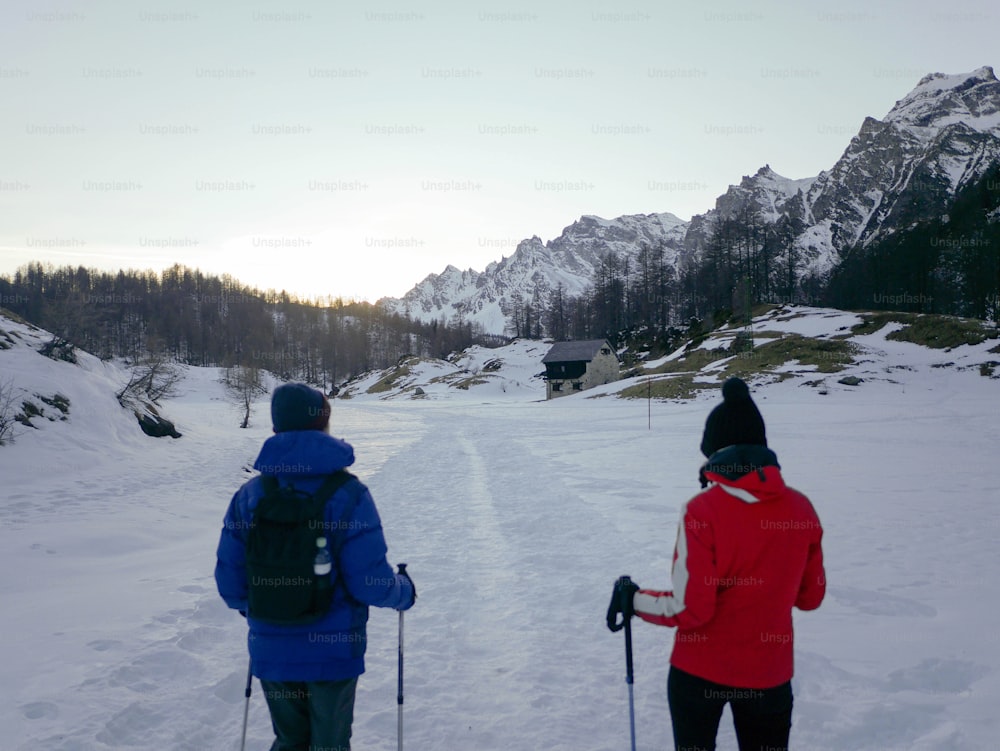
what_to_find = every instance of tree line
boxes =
[0,263,484,390]
[825,165,1000,322]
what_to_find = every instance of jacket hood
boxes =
[701,444,785,503]
[253,430,355,477]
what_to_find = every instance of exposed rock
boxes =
[838,376,864,386]
[134,402,181,438]
[38,337,77,364]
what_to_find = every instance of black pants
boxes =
[260,676,358,751]
[667,666,793,751]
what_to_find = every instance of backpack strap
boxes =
[322,472,363,600]
[259,470,363,595]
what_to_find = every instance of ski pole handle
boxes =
[606,575,635,632]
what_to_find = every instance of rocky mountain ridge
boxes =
[382,66,1000,334]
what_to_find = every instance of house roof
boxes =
[542,339,612,364]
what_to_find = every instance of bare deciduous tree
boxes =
[116,353,182,407]
[0,377,21,446]
[224,365,267,429]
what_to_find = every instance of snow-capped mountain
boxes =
[687,65,1000,278]
[383,66,1000,334]
[382,212,688,333]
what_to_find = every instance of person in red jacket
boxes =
[625,377,824,751]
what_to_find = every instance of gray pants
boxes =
[261,676,357,751]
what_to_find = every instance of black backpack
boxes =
[245,470,360,625]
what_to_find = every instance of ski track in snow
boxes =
[3,358,999,750]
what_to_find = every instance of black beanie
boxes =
[271,383,331,433]
[700,377,767,458]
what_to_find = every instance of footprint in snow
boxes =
[211,669,249,704]
[176,625,226,653]
[87,639,121,652]
[96,702,168,745]
[150,608,192,625]
[886,657,990,694]
[21,701,59,720]
[107,649,202,693]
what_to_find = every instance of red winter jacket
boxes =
[633,445,825,689]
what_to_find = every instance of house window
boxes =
[601,348,610,355]
[552,382,562,392]
[572,382,583,390]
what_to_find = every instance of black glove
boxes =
[606,576,639,632]
[397,563,416,611]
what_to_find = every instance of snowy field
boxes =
[2,314,999,749]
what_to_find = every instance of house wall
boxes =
[545,347,619,399]
[581,350,620,389]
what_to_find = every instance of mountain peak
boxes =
[885,65,1000,132]
[913,65,996,91]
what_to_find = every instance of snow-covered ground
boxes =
[2,310,999,750]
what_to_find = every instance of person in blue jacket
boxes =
[216,382,415,751]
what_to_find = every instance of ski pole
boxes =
[397,563,407,751]
[606,575,637,751]
[623,597,637,751]
[240,657,252,751]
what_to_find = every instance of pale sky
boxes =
[1,0,996,301]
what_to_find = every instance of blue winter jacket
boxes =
[215,430,413,681]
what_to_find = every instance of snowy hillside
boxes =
[339,305,1000,407]
[0,312,152,452]
[2,307,1000,750]
[622,305,1000,401]
[339,339,549,401]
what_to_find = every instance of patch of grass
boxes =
[0,308,34,327]
[684,332,711,351]
[452,376,490,390]
[744,330,785,339]
[980,362,998,378]
[751,303,781,318]
[850,311,921,336]
[619,375,716,400]
[723,334,857,377]
[885,316,996,349]
[647,346,731,375]
[850,311,996,349]
[366,357,417,394]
